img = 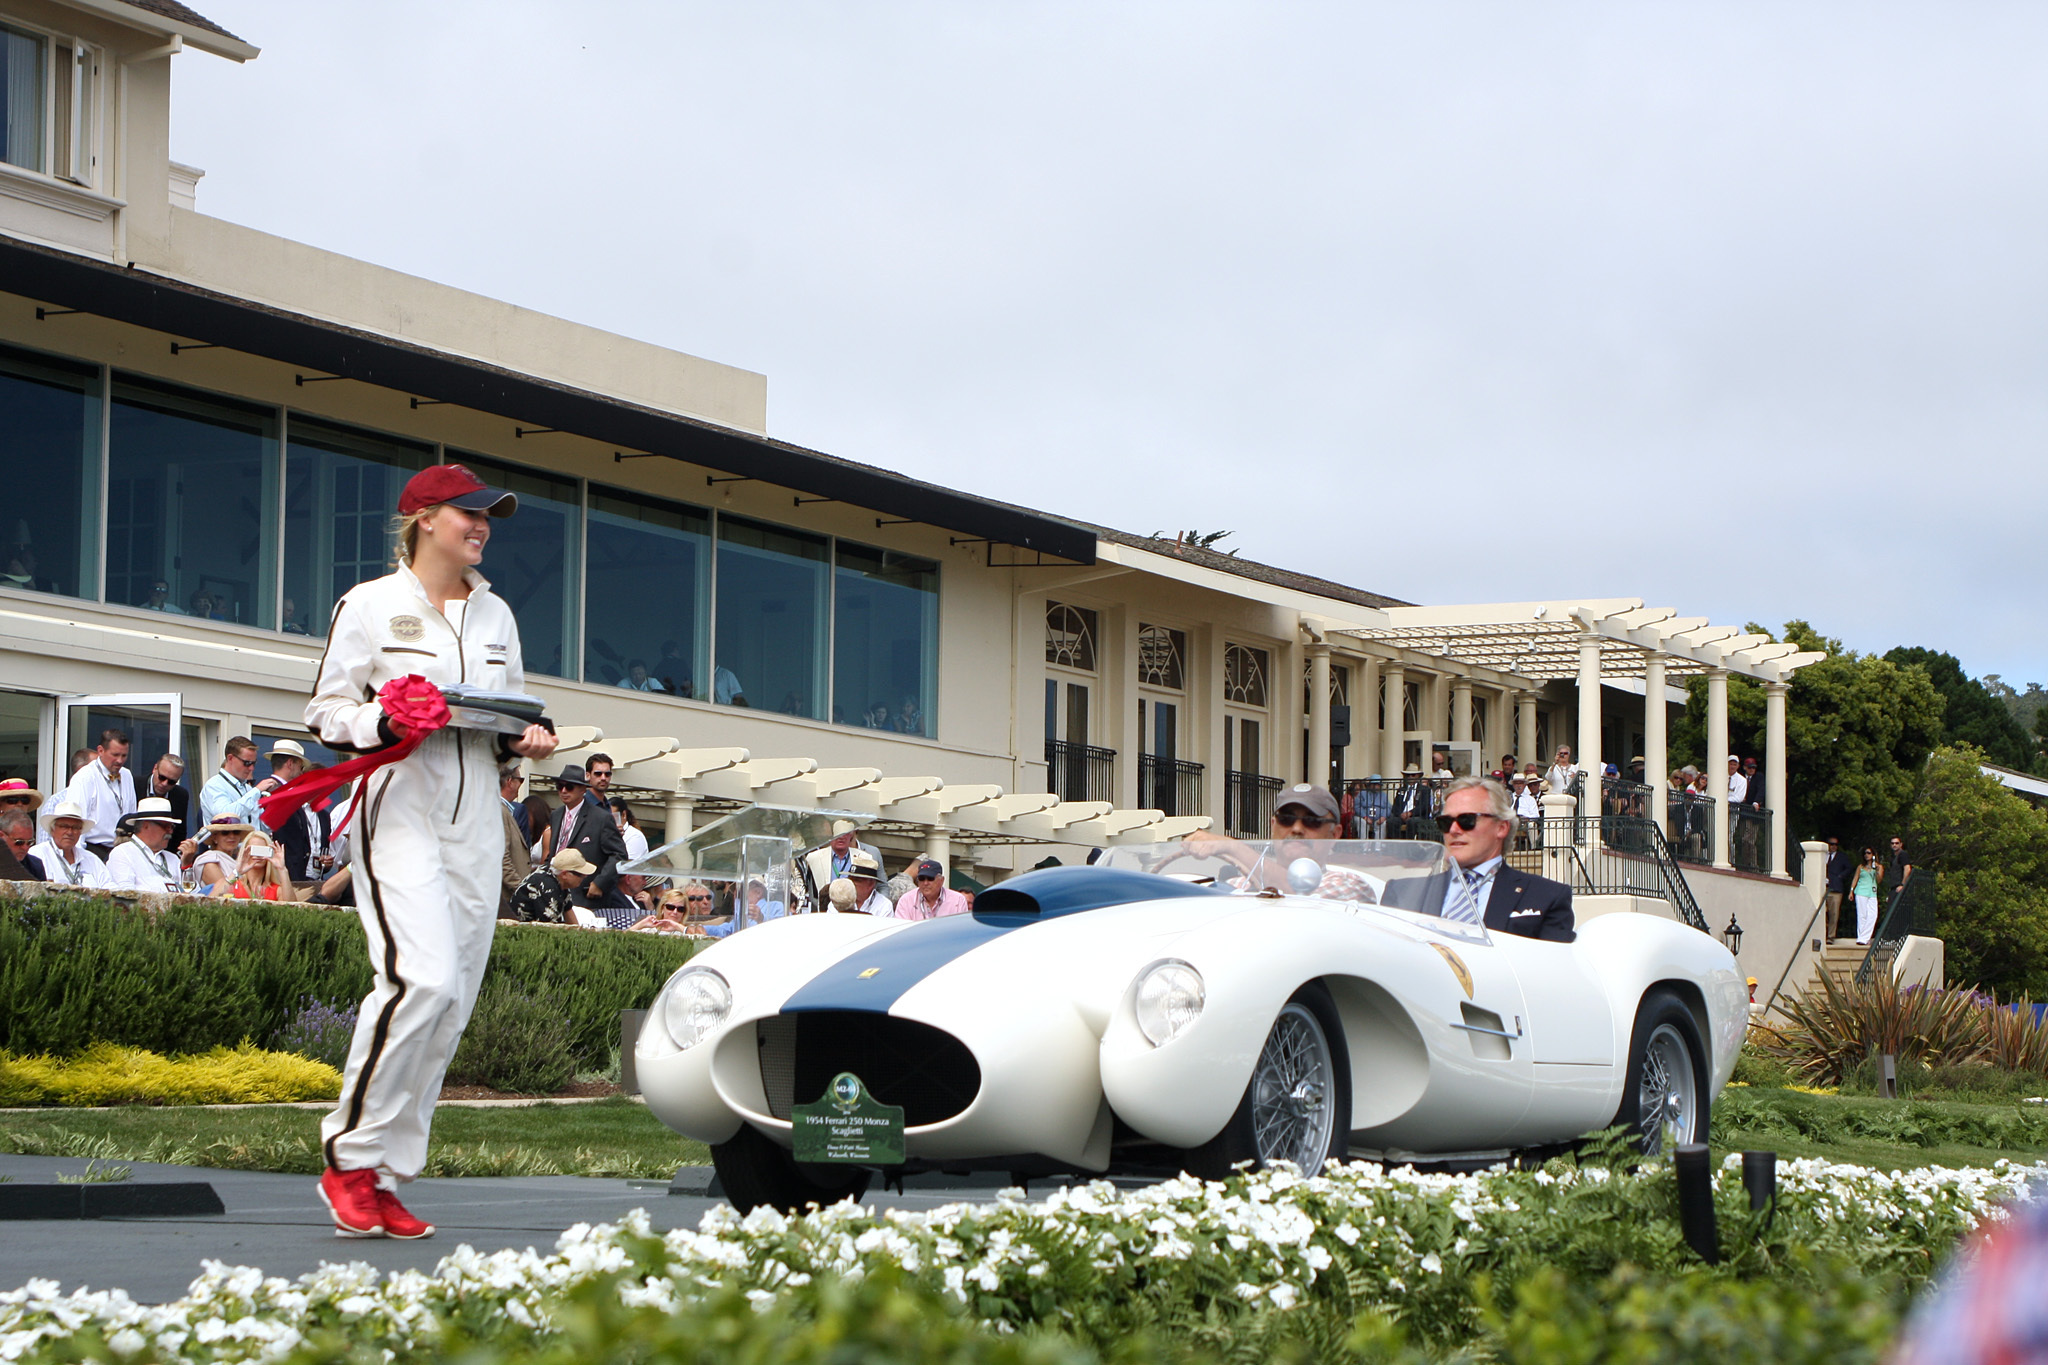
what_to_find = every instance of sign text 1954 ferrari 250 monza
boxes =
[633,838,1745,1212]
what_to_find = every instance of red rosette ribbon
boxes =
[262,675,452,832]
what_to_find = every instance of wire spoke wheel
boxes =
[1635,1021,1699,1153]
[1248,1002,1337,1168]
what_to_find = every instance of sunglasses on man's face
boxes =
[915,874,940,883]
[1273,810,1334,830]
[1434,812,1492,833]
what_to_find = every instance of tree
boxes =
[1883,648,2037,773]
[1671,621,1944,850]
[1905,744,2048,997]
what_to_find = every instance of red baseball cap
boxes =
[398,464,518,517]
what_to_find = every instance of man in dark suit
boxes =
[142,755,192,838]
[1436,776,1573,942]
[0,809,44,880]
[1392,765,1434,840]
[1822,836,1855,941]
[540,765,626,909]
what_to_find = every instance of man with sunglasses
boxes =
[1435,777,1573,941]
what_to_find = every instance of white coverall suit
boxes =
[307,561,522,1182]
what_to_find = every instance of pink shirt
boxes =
[894,885,970,920]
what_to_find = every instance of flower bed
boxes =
[0,1044,339,1108]
[3,1154,2040,1364]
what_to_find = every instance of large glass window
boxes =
[282,416,430,637]
[0,342,99,601]
[1,24,46,173]
[452,452,579,679]
[585,485,709,694]
[833,542,936,735]
[108,375,277,628]
[715,515,827,718]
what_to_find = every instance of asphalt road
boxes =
[0,1154,1056,1305]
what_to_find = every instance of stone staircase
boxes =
[1816,940,1868,990]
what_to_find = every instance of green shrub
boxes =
[446,986,578,1094]
[267,996,358,1071]
[0,893,699,1069]
[1732,1039,1797,1088]
[0,1042,340,1106]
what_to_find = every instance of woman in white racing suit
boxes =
[304,463,558,1239]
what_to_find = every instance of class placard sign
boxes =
[791,1072,905,1165]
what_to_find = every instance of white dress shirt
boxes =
[29,841,109,888]
[105,839,183,892]
[1726,771,1748,805]
[63,760,136,845]
[1441,855,1505,923]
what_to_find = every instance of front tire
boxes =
[1185,983,1350,1179]
[711,1123,872,1214]
[1613,988,1710,1155]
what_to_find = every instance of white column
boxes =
[1540,791,1577,886]
[1356,659,1382,778]
[662,795,696,847]
[1643,655,1669,836]
[1450,679,1473,744]
[1516,691,1538,774]
[925,821,951,870]
[1576,632,1602,852]
[1380,665,1405,778]
[1307,642,1332,788]
[1707,668,1731,869]
[1766,681,1790,878]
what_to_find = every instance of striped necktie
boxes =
[1443,868,1485,925]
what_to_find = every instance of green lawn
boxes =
[1713,1085,2048,1170]
[0,1097,710,1179]
[4,1087,2042,1181]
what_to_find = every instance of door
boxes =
[57,692,188,799]
[1139,697,1182,815]
[1045,678,1095,801]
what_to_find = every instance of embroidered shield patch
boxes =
[389,615,425,642]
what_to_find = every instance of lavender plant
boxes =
[266,997,357,1072]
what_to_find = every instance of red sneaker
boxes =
[374,1186,435,1240]
[318,1167,385,1238]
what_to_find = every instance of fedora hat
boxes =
[847,848,882,877]
[117,796,182,832]
[263,738,307,762]
[39,797,89,832]
[554,764,589,789]
[0,778,44,805]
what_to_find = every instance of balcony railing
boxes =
[1223,770,1282,837]
[1138,755,1204,818]
[1045,739,1115,804]
[1507,815,1710,933]
[1340,775,1450,841]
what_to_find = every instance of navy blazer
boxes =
[1483,868,1575,942]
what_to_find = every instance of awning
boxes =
[1337,600,1825,684]
[0,235,1096,563]
[530,729,1209,849]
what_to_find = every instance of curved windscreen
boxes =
[1095,837,1457,919]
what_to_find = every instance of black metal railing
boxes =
[1599,776,1654,819]
[1045,739,1115,804]
[1855,877,1925,986]
[1666,791,1715,864]
[1507,815,1709,933]
[1730,807,1772,875]
[1138,755,1204,818]
[1224,771,1283,837]
[1340,776,1451,840]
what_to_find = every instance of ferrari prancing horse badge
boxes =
[1430,942,1474,998]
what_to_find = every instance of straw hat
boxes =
[39,797,89,831]
[0,778,44,805]
[117,796,182,832]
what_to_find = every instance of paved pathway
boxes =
[0,1154,1101,1305]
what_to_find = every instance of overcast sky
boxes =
[174,2,2048,687]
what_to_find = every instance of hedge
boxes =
[0,1042,340,1107]
[0,892,700,1068]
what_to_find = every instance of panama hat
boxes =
[263,738,307,763]
[39,797,89,831]
[117,796,182,832]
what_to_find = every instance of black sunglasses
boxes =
[1273,810,1335,830]
[915,873,940,882]
[1434,812,1490,833]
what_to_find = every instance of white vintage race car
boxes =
[634,839,1745,1212]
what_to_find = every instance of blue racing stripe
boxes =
[779,912,1039,1014]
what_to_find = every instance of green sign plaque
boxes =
[791,1072,906,1165]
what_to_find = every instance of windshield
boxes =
[1096,838,1457,918]
[623,804,867,887]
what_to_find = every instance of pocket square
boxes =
[1510,907,1542,917]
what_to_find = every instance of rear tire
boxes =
[1612,988,1710,1155]
[711,1123,873,1214]
[1185,983,1350,1180]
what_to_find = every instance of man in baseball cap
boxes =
[1271,783,1342,841]
[398,464,518,518]
[506,847,596,925]
[895,856,969,920]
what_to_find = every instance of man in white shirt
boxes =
[104,797,194,892]
[1725,755,1748,807]
[843,849,894,916]
[30,798,109,888]
[63,729,137,860]
[199,736,283,831]
[1542,746,1579,802]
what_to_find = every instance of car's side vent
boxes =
[757,1015,798,1119]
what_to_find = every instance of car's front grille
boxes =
[755,1011,981,1127]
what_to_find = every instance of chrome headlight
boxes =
[660,966,732,1052]
[1133,959,1205,1047]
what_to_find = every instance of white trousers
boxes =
[1854,893,1878,945]
[321,732,502,1183]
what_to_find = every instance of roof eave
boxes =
[49,0,259,60]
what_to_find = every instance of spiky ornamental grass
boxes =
[3,1153,2040,1365]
